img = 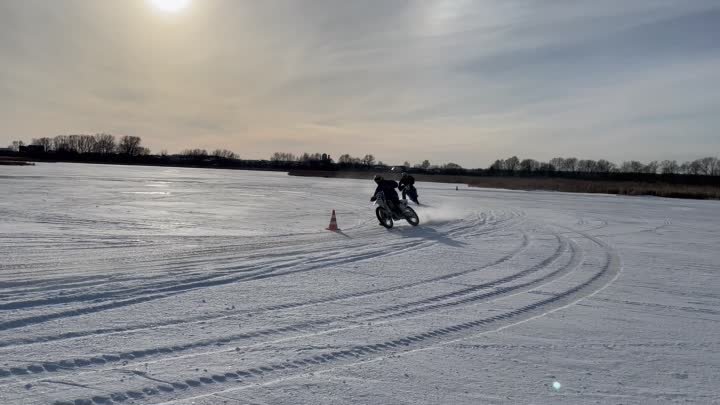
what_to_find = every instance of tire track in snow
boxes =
[0,243,406,332]
[44,231,619,405]
[0,214,490,335]
[365,238,582,322]
[0,208,504,328]
[0,225,526,348]
[0,206,518,298]
[0,231,573,383]
[0,213,486,307]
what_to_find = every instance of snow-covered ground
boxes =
[0,163,718,405]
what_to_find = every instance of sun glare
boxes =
[149,0,191,13]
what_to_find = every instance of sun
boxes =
[149,0,191,13]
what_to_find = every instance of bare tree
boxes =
[696,157,717,175]
[504,156,520,171]
[679,161,692,175]
[418,159,431,170]
[538,162,556,172]
[271,152,297,162]
[53,136,70,152]
[687,159,704,175]
[76,135,97,154]
[9,140,24,152]
[519,159,539,172]
[489,159,505,170]
[562,157,578,172]
[337,154,353,164]
[595,159,615,173]
[117,136,145,156]
[182,148,208,157]
[212,149,237,159]
[712,158,720,176]
[620,161,644,173]
[642,160,659,174]
[67,135,82,153]
[297,152,323,162]
[362,154,376,166]
[576,159,597,172]
[93,134,116,154]
[659,160,679,175]
[549,157,565,171]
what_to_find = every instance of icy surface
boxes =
[0,163,718,404]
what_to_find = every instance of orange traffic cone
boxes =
[326,210,340,231]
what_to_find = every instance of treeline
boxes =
[3,135,341,171]
[488,156,720,176]
[8,135,150,156]
[5,135,242,161]
[270,152,334,164]
[269,152,464,172]
[178,148,238,159]
[4,135,718,183]
[270,152,386,168]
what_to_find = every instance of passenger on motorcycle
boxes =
[370,175,403,216]
[398,172,416,200]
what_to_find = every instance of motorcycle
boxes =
[373,191,420,229]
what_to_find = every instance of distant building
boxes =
[20,145,46,153]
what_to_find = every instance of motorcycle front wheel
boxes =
[376,207,394,229]
[404,207,420,226]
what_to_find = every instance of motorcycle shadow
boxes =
[391,225,466,248]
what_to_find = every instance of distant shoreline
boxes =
[3,157,718,200]
[0,157,34,166]
[288,170,720,200]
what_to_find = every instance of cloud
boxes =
[1,0,719,166]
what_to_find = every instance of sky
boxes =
[1,0,719,167]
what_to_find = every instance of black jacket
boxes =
[373,180,400,201]
[399,175,415,190]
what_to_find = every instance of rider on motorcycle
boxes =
[398,172,416,200]
[370,175,403,216]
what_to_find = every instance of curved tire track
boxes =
[47,230,620,405]
[0,231,575,384]
[0,216,522,345]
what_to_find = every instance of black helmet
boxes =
[373,175,383,183]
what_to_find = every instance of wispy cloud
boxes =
[1,0,719,166]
